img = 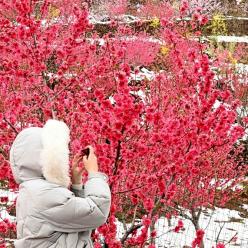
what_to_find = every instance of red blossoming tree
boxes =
[0,0,247,247]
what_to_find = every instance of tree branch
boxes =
[3,117,18,134]
[120,223,143,245]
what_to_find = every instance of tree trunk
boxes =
[191,209,205,248]
[149,218,156,245]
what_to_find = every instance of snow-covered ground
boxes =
[115,206,248,247]
[0,189,17,221]
[89,14,140,24]
[208,36,248,43]
[0,189,17,203]
[1,190,248,247]
[224,16,248,21]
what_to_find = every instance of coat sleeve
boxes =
[71,183,85,198]
[39,172,111,233]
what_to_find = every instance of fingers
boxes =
[72,153,83,168]
[79,165,85,174]
[72,145,95,166]
[83,155,88,164]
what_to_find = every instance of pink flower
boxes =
[174,219,184,233]
[142,217,151,227]
[216,243,225,248]
[192,229,205,248]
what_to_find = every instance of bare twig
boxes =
[120,223,143,244]
[224,232,238,246]
[215,222,226,245]
[3,117,18,134]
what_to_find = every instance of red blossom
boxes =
[216,243,226,248]
[192,229,205,248]
[174,219,184,233]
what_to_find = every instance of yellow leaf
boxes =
[150,17,160,28]
[160,46,169,56]
[48,4,60,19]
[210,14,227,36]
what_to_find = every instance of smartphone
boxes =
[81,148,90,158]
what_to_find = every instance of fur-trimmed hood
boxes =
[9,120,71,188]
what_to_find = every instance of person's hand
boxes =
[71,153,84,184]
[83,145,98,173]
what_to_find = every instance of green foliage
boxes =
[210,13,227,36]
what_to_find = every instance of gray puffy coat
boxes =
[9,121,111,248]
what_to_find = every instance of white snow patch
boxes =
[225,16,248,21]
[235,63,248,74]
[0,189,18,203]
[0,190,17,221]
[130,67,156,81]
[0,209,16,222]
[89,14,141,25]
[209,36,248,43]
[114,206,248,247]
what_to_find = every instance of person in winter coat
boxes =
[9,119,111,248]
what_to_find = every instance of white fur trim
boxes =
[40,119,71,188]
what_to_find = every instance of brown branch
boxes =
[120,223,143,245]
[110,126,125,190]
[3,117,18,134]
[113,170,171,194]
[0,147,8,160]
[224,232,238,246]
[215,222,226,245]
[186,140,192,153]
